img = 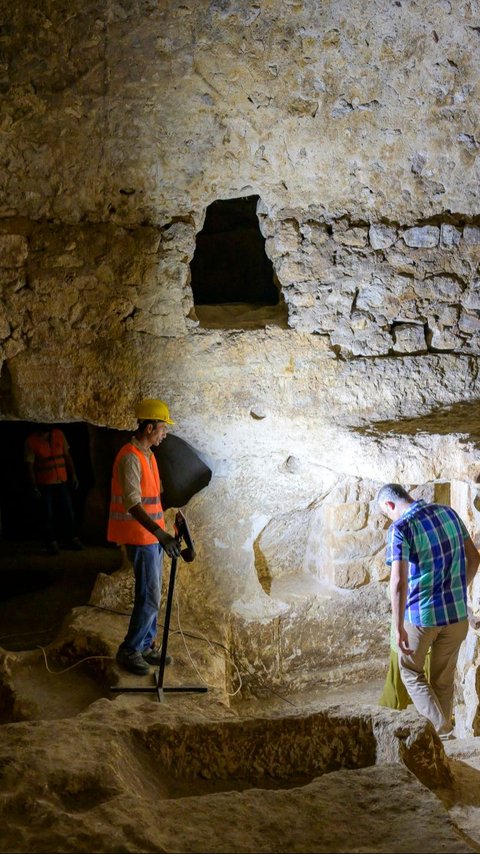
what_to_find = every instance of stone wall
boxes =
[2,0,480,224]
[260,208,480,355]
[0,218,197,365]
[2,0,480,699]
[2,210,480,371]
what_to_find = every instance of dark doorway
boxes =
[0,419,211,651]
[189,195,287,329]
[0,420,94,543]
[0,421,212,545]
[0,421,122,651]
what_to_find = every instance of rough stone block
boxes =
[440,223,461,248]
[403,226,439,248]
[392,323,427,353]
[325,501,368,531]
[459,311,480,334]
[333,560,369,588]
[428,325,464,351]
[0,234,28,268]
[299,221,330,247]
[89,561,134,613]
[330,316,394,356]
[414,275,463,302]
[383,248,417,275]
[369,224,397,250]
[272,220,301,254]
[430,305,458,327]
[355,284,388,311]
[463,335,480,354]
[462,282,480,311]
[329,527,386,562]
[369,550,390,583]
[334,226,368,247]
[463,226,480,245]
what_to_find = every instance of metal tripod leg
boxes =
[111,554,207,702]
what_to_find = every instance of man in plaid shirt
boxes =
[377,483,480,739]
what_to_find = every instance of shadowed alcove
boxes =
[189,195,288,329]
[0,420,212,652]
[0,421,212,545]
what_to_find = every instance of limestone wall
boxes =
[2,0,480,387]
[2,0,480,223]
[2,0,480,697]
[2,211,480,373]
[260,208,480,355]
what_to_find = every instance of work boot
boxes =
[142,646,172,666]
[66,536,84,550]
[116,647,150,675]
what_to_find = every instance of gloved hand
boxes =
[156,530,181,559]
[72,477,79,490]
[32,487,42,500]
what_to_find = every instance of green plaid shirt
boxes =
[386,500,469,626]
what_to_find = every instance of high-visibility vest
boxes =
[28,429,68,485]
[107,442,165,545]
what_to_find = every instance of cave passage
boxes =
[189,195,288,329]
[0,421,212,544]
[0,420,211,646]
[0,420,94,543]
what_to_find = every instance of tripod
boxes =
[111,510,208,703]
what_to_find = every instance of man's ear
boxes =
[379,499,394,516]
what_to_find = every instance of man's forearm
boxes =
[465,537,480,585]
[390,560,408,633]
[128,503,161,536]
[128,502,180,557]
[65,452,76,480]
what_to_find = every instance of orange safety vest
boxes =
[28,429,68,485]
[107,443,165,546]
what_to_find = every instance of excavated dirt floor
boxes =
[1,539,480,853]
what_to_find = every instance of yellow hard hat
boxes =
[134,398,174,424]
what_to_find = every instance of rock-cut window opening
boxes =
[189,195,288,329]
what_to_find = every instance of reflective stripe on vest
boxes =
[28,429,68,485]
[107,443,165,546]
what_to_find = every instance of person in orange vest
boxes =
[25,425,84,555]
[107,398,181,676]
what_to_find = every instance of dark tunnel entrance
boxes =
[0,420,94,544]
[0,421,212,546]
[0,420,212,642]
[189,195,288,329]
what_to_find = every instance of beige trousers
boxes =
[398,619,468,734]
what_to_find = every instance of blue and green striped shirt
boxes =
[386,500,469,626]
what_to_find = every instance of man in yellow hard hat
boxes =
[107,399,181,675]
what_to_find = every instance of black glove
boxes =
[156,530,181,559]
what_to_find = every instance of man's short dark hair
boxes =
[137,419,164,433]
[376,483,412,505]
